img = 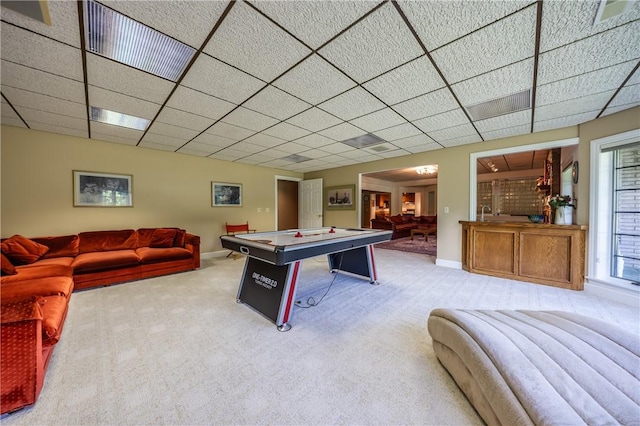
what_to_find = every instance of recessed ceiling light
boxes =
[416,165,438,175]
[341,133,386,149]
[90,106,150,131]
[85,0,195,81]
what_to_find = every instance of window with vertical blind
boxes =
[611,143,640,282]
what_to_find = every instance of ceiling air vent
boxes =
[282,154,312,163]
[369,145,391,153]
[341,133,385,149]
[465,89,531,121]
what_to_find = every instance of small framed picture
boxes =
[212,182,242,207]
[326,184,355,210]
[73,170,132,207]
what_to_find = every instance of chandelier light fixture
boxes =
[416,165,438,175]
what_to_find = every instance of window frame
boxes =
[588,129,640,291]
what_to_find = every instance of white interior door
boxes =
[299,178,323,228]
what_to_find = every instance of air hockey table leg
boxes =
[327,244,380,284]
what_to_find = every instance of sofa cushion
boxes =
[173,229,186,247]
[1,275,74,300]
[137,228,186,248]
[39,295,68,345]
[1,235,49,265]
[150,229,176,248]
[1,254,17,276]
[78,230,137,254]
[136,247,192,264]
[32,235,79,259]
[389,215,404,224]
[72,250,140,273]
[1,265,73,285]
[27,257,74,268]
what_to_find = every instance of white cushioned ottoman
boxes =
[427,309,640,425]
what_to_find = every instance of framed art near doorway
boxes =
[326,184,355,210]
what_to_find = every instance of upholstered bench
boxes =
[428,309,639,425]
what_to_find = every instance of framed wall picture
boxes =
[212,182,242,207]
[326,184,355,210]
[73,170,132,207]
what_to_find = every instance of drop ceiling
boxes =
[1,0,639,173]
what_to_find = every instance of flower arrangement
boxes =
[549,194,575,208]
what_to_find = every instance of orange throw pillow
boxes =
[1,235,49,265]
[1,253,17,275]
[150,229,176,248]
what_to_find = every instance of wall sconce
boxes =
[416,165,438,175]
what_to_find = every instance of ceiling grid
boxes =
[0,0,638,173]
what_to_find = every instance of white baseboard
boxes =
[436,258,462,269]
[585,278,640,307]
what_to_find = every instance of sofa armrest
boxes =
[1,297,45,414]
[184,233,201,269]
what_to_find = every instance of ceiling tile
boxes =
[602,100,640,117]
[608,84,640,107]
[139,141,180,152]
[393,88,459,121]
[100,0,228,49]
[89,86,160,120]
[399,0,532,51]
[413,109,470,133]
[190,133,235,149]
[209,147,249,161]
[534,110,599,132]
[145,122,199,141]
[272,54,357,105]
[90,122,145,142]
[294,133,336,148]
[251,1,378,49]
[2,86,86,119]
[242,133,286,149]
[91,132,139,147]
[318,143,358,155]
[540,1,640,53]
[176,147,211,157]
[317,87,385,121]
[243,86,311,120]
[537,22,640,85]
[28,123,87,139]
[429,123,478,142]
[1,25,83,80]
[452,59,534,107]
[221,107,279,132]
[536,60,638,107]
[1,1,81,47]
[87,54,174,104]
[319,122,368,141]
[19,107,87,130]
[205,121,255,141]
[181,54,266,104]
[319,2,423,83]
[373,123,422,141]
[363,55,446,105]
[286,108,343,132]
[140,133,186,148]
[439,134,483,147]
[203,1,311,82]
[231,141,267,154]
[535,90,616,122]
[431,6,536,84]
[376,149,411,159]
[262,122,311,141]
[275,142,312,154]
[1,61,85,103]
[392,134,436,150]
[166,86,236,121]
[474,110,531,133]
[481,124,531,142]
[349,108,406,132]
[155,107,214,133]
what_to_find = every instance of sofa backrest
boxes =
[78,229,137,253]
[136,228,186,248]
[32,235,79,259]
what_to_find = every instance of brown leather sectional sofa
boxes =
[371,214,437,239]
[0,228,200,414]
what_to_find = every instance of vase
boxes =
[555,206,572,225]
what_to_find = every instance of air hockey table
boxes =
[220,227,392,331]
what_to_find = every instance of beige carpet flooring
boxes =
[3,249,639,425]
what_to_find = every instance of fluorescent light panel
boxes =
[86,0,195,81]
[90,106,150,130]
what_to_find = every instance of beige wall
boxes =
[2,107,638,261]
[306,106,640,264]
[0,125,302,253]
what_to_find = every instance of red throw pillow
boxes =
[1,253,17,275]
[1,235,49,265]
[173,229,186,247]
[150,229,177,248]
